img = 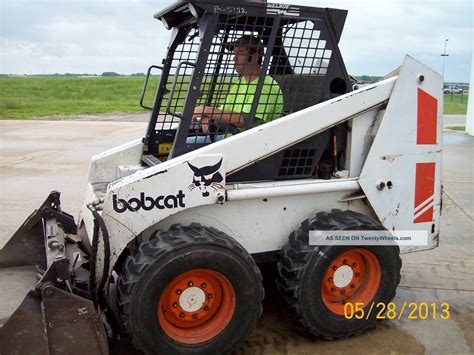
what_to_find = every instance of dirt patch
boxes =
[112,302,426,355]
[451,310,474,352]
[236,300,425,354]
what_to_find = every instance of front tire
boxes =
[117,224,264,354]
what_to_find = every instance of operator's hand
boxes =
[192,105,210,133]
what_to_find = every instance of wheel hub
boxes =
[158,268,236,344]
[321,248,382,315]
[179,287,206,312]
[166,276,216,324]
[333,265,354,288]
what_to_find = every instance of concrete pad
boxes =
[0,120,147,247]
[443,114,466,127]
[442,132,474,217]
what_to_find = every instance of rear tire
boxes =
[277,209,401,339]
[117,224,264,354]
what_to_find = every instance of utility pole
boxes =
[466,48,473,136]
[441,39,449,84]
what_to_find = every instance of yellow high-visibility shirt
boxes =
[219,75,284,123]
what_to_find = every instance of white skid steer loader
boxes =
[0,1,442,354]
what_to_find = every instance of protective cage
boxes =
[144,0,351,181]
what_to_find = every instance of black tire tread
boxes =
[117,223,264,352]
[276,209,402,340]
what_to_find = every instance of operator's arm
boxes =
[193,105,246,132]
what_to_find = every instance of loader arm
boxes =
[111,75,397,190]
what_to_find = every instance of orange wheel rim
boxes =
[157,269,236,344]
[321,248,381,315]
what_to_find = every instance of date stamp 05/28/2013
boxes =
[343,302,451,320]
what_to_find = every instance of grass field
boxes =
[444,93,469,115]
[0,76,160,118]
[0,76,469,119]
[445,125,466,132]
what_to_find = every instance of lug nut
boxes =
[173,303,178,308]
[350,284,355,288]
[188,281,193,287]
[176,289,182,295]
[192,313,198,319]
[331,287,336,292]
[201,283,207,289]
[343,259,348,265]
[333,266,338,271]
[179,312,185,318]
[328,277,333,282]
[207,293,213,299]
[352,262,357,268]
[204,306,209,311]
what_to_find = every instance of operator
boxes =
[188,35,283,142]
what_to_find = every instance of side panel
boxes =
[78,139,144,243]
[148,193,374,254]
[88,138,143,183]
[359,56,443,252]
[100,154,226,268]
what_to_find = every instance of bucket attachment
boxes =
[1,287,109,355]
[0,191,76,269]
[0,192,109,354]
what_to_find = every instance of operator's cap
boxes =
[223,35,264,56]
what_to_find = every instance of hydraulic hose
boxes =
[87,204,111,306]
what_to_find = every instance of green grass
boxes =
[0,76,469,119]
[445,125,466,132]
[444,93,469,115]
[0,76,161,119]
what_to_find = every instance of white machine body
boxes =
[78,56,443,278]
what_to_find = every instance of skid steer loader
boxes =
[0,0,443,354]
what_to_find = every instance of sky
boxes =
[1,0,472,82]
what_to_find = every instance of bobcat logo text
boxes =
[113,191,186,213]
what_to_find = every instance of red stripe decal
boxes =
[417,88,437,145]
[414,162,435,223]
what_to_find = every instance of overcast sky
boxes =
[1,0,472,82]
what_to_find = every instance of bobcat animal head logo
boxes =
[188,158,224,197]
